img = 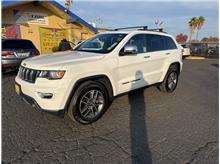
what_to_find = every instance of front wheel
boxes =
[68,81,109,124]
[159,65,179,93]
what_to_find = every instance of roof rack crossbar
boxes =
[114,26,148,31]
[147,28,163,32]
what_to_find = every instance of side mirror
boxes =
[120,45,138,56]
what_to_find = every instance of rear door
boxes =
[141,34,178,84]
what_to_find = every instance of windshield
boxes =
[75,33,127,54]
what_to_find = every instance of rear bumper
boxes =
[2,58,22,68]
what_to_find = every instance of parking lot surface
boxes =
[2,59,219,164]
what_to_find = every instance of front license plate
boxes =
[15,84,21,95]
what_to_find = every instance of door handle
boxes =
[165,53,170,55]
[144,56,150,59]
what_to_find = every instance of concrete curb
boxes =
[185,56,206,60]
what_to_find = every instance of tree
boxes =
[188,16,205,41]
[188,17,198,42]
[208,36,219,42]
[201,36,218,42]
[201,37,208,42]
[176,33,188,42]
[196,16,205,40]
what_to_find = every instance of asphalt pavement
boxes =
[2,59,219,164]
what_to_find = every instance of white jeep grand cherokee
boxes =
[15,28,183,124]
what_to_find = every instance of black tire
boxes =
[68,81,109,124]
[159,65,179,93]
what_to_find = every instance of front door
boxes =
[117,34,148,94]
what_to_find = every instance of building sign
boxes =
[2,24,21,39]
[39,27,68,54]
[1,26,6,39]
[13,10,48,25]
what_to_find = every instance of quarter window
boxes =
[162,36,177,50]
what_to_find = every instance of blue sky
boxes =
[63,0,219,40]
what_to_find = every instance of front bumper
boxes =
[16,83,65,116]
[15,75,71,113]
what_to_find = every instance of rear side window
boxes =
[146,34,163,52]
[162,36,177,50]
[2,40,36,49]
[145,34,177,52]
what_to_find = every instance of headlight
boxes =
[38,70,65,80]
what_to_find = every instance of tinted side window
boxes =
[2,40,36,49]
[163,36,177,50]
[145,34,163,52]
[125,34,147,53]
[181,44,188,48]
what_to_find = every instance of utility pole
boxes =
[65,0,72,11]
[95,17,104,27]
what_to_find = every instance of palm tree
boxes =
[196,16,205,40]
[188,17,198,42]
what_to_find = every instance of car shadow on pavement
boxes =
[2,70,18,79]
[128,70,152,164]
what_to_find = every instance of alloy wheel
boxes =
[79,90,105,119]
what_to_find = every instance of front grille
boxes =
[18,66,40,83]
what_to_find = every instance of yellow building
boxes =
[2,1,97,54]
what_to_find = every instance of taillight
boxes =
[32,51,40,56]
[181,49,184,55]
[2,51,15,57]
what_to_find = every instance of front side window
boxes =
[75,33,127,54]
[124,34,147,54]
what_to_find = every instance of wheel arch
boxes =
[160,61,181,82]
[64,74,114,111]
[169,62,181,74]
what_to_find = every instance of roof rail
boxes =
[146,28,164,32]
[114,26,166,33]
[114,26,148,31]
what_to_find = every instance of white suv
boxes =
[15,27,183,124]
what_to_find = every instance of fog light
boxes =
[38,92,53,99]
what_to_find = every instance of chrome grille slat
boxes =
[18,66,39,83]
[30,70,34,82]
[25,69,29,80]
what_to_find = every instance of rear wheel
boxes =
[68,81,109,124]
[159,65,179,93]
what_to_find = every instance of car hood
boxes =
[22,51,105,69]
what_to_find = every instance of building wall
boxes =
[2,2,95,54]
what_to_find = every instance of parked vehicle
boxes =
[180,44,190,57]
[2,39,40,72]
[207,46,219,57]
[15,26,183,124]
